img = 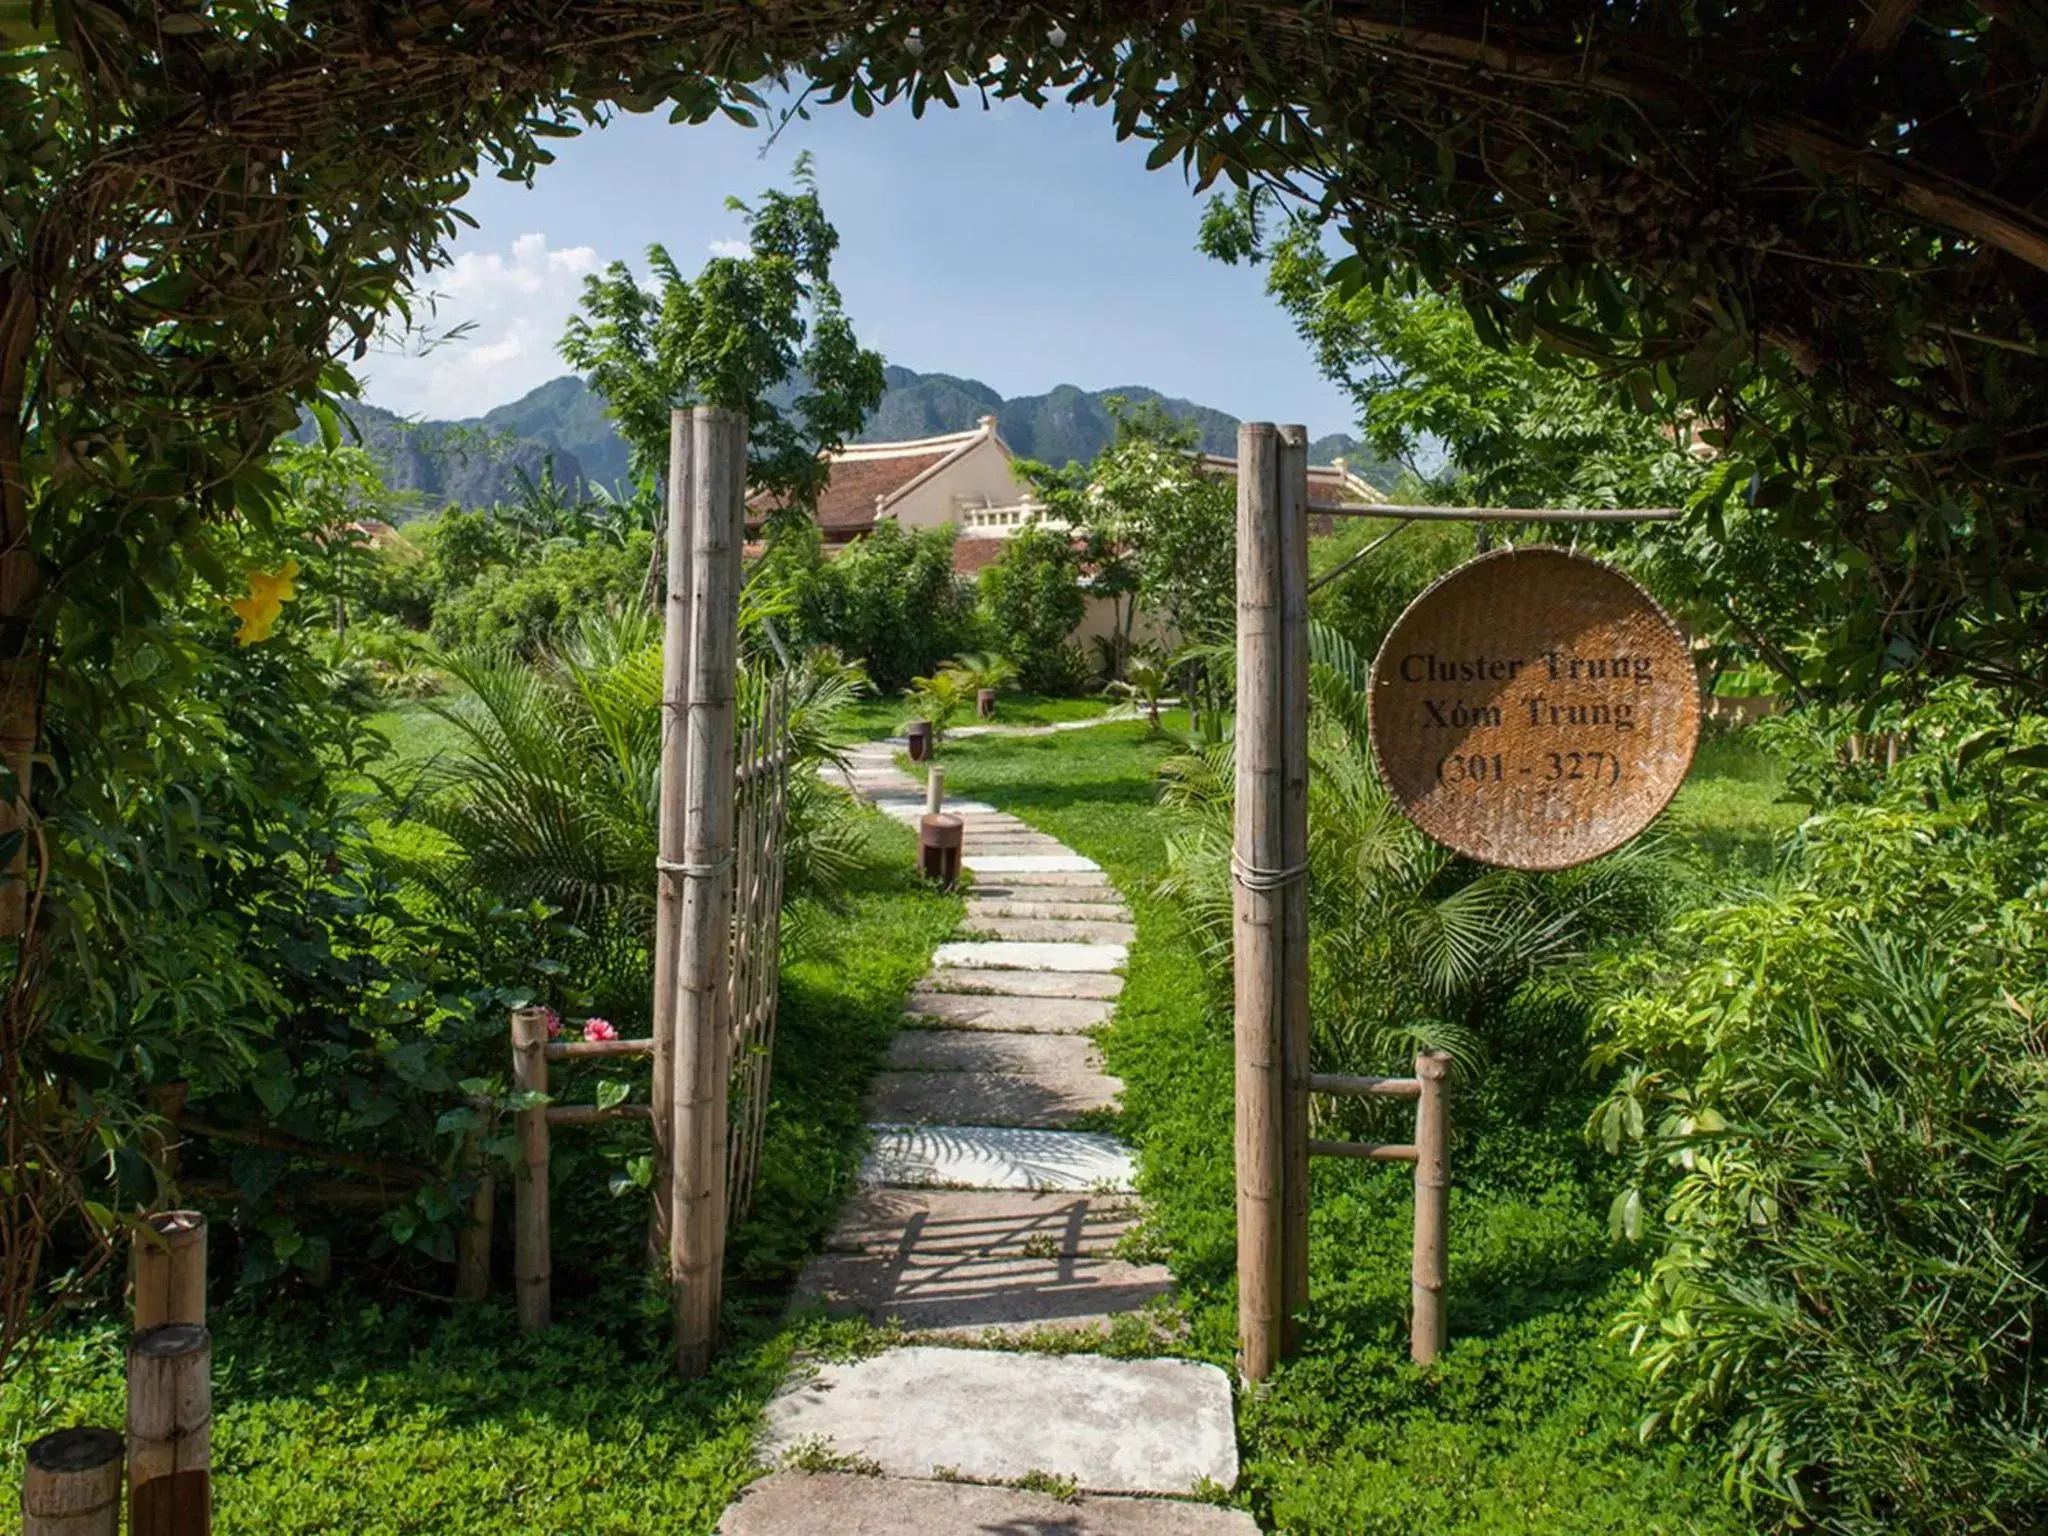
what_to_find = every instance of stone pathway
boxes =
[715,739,1254,1534]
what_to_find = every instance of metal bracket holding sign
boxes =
[1231,421,1687,1382]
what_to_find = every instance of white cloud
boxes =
[707,238,752,259]
[359,233,602,417]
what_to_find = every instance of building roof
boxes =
[1193,452,1387,511]
[746,417,1004,537]
[951,537,1011,577]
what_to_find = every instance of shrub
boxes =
[977,524,1087,692]
[1590,736,2048,1533]
[758,522,981,693]
[430,532,652,654]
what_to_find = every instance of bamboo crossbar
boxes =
[1309,1138,1420,1163]
[1318,503,1684,522]
[544,1037,655,1060]
[544,1103,655,1127]
[1309,1073,1423,1099]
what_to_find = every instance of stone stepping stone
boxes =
[962,916,1139,945]
[964,853,1101,875]
[756,1347,1239,1495]
[719,1471,1260,1534]
[904,993,1115,1034]
[919,967,1124,1000]
[861,1125,1136,1191]
[867,1069,1119,1128]
[794,1249,1170,1335]
[966,885,1125,909]
[967,898,1132,922]
[876,799,999,819]
[933,941,1126,973]
[888,1030,1101,1075]
[827,1187,1141,1256]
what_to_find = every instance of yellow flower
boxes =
[230,561,300,645]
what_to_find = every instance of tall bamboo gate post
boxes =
[1233,422,1311,1381]
[672,405,746,1378]
[650,409,694,1264]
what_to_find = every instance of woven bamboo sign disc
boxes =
[1369,546,1700,870]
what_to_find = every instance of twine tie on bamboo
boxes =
[656,854,735,879]
[1229,854,1309,892]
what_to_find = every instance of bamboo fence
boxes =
[724,669,793,1223]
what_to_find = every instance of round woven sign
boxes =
[1369,546,1700,870]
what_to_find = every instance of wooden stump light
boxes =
[920,814,963,890]
[976,688,995,719]
[905,719,933,762]
[23,1428,123,1536]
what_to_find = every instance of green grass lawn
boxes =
[933,721,1772,1534]
[834,689,1115,742]
[0,812,959,1536]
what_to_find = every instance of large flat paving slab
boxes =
[866,1068,1120,1128]
[861,1125,1137,1191]
[963,853,1102,875]
[888,1029,1101,1075]
[965,873,1124,896]
[757,1347,1239,1495]
[719,1471,1260,1534]
[876,799,1000,819]
[827,1188,1142,1256]
[933,940,1127,973]
[962,916,1140,944]
[967,897,1132,921]
[918,967,1124,1001]
[905,991,1115,1034]
[794,1248,1171,1333]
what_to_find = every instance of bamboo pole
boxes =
[650,409,694,1266]
[1233,421,1285,1383]
[672,406,745,1378]
[925,766,945,816]
[132,1212,205,1332]
[1277,423,1312,1350]
[23,1428,123,1536]
[511,1005,551,1331]
[1411,1050,1451,1364]
[126,1324,210,1536]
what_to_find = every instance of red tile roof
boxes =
[748,448,955,536]
[951,537,1011,577]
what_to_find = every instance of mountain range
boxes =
[313,367,1388,518]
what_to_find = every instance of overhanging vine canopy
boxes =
[4,0,2047,691]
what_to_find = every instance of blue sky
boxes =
[361,94,1358,438]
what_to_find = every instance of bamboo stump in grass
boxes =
[127,1324,211,1536]
[132,1212,205,1333]
[511,1005,552,1330]
[1410,1051,1451,1365]
[23,1428,123,1536]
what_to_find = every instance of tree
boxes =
[1017,399,1238,648]
[557,155,885,523]
[1202,193,1840,698]
[977,524,1087,692]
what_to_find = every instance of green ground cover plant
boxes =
[1,811,958,1534]
[934,722,1773,1534]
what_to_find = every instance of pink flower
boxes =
[582,1017,618,1043]
[541,1007,563,1040]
